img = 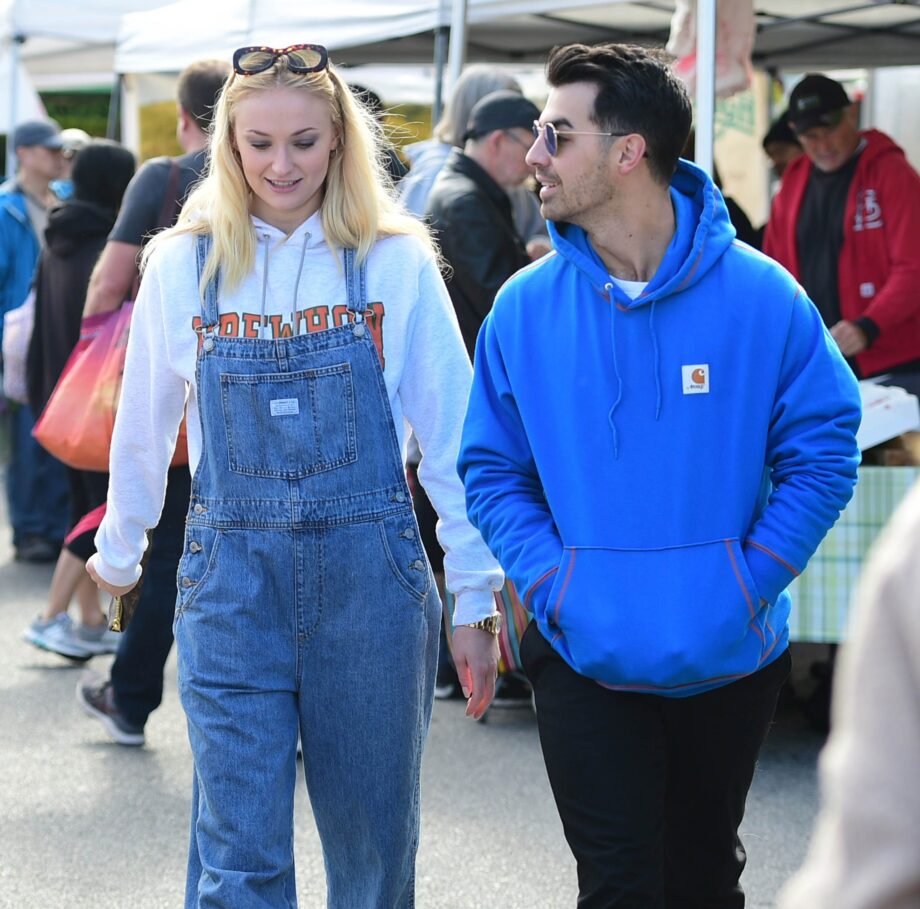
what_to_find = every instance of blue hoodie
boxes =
[0,186,41,349]
[458,160,861,697]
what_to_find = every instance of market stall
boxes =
[788,384,920,642]
[112,0,920,645]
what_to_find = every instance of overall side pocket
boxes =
[175,524,222,615]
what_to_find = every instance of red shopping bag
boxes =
[32,303,188,471]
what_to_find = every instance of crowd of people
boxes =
[2,38,919,909]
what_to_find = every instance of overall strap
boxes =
[343,247,368,318]
[195,234,220,348]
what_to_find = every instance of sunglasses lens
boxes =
[286,46,325,72]
[236,49,275,73]
[533,122,557,155]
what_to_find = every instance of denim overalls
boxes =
[175,235,440,908]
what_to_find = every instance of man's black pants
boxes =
[520,621,791,909]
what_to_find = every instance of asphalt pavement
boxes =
[0,498,827,908]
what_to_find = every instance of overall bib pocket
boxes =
[220,364,357,479]
[545,539,771,691]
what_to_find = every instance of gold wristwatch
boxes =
[461,612,503,635]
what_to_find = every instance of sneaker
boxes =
[491,672,533,709]
[72,621,122,656]
[434,679,462,700]
[76,672,145,746]
[15,535,60,563]
[22,613,92,662]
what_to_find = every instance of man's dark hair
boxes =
[71,139,136,213]
[349,83,384,121]
[546,43,691,185]
[177,59,231,131]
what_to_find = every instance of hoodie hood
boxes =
[45,200,116,257]
[547,158,737,308]
[535,160,739,454]
[402,138,451,170]
[246,211,330,338]
[250,210,327,250]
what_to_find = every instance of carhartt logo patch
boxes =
[270,398,299,416]
[682,364,710,395]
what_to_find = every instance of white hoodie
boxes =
[92,212,503,623]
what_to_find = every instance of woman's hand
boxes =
[451,626,500,720]
[86,554,138,598]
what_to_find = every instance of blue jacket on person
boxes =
[0,184,40,350]
[458,159,861,697]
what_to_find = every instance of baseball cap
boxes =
[61,127,91,153]
[787,75,850,134]
[12,119,64,150]
[464,90,540,142]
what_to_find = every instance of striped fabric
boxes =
[443,581,531,675]
[789,467,920,643]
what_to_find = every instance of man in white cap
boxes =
[1,118,69,562]
[53,127,93,199]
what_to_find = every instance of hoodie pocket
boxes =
[545,539,772,692]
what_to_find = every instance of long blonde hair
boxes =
[144,58,434,292]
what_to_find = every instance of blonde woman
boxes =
[87,44,502,908]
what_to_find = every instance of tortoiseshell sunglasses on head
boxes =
[232,44,328,76]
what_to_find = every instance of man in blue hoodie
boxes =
[458,43,861,907]
[1,120,70,563]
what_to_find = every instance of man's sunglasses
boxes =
[232,44,328,76]
[532,120,628,156]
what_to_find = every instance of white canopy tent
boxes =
[1,0,165,87]
[0,58,44,135]
[115,0,920,73]
[1,0,165,173]
[113,0,920,177]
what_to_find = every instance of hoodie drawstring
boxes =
[604,284,664,455]
[258,229,312,339]
[291,230,310,321]
[604,283,623,460]
[259,233,270,339]
[649,301,662,420]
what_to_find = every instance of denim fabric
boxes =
[6,402,68,547]
[111,466,190,727]
[176,239,439,908]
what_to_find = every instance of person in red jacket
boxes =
[764,74,920,390]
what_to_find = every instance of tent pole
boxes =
[695,0,716,177]
[446,0,468,95]
[433,24,448,124]
[6,34,25,180]
[106,74,123,141]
